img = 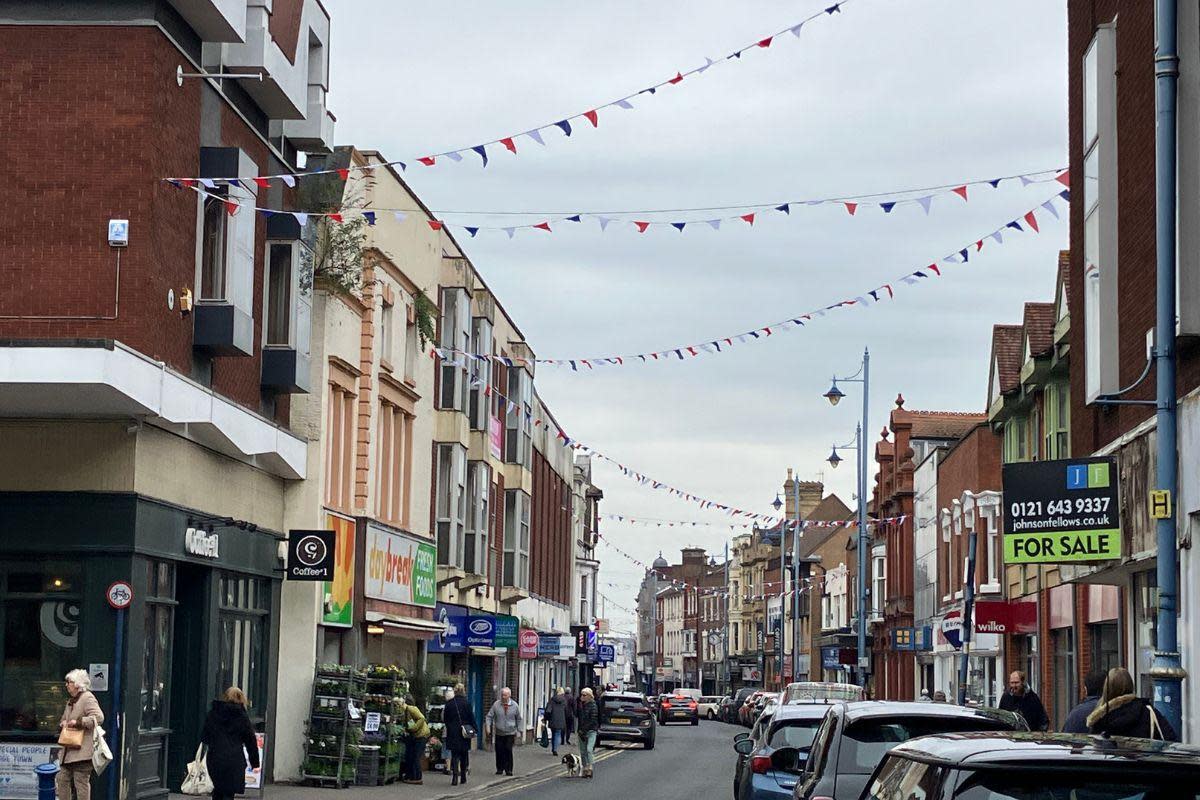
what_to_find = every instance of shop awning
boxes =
[469,646,507,657]
[365,611,444,640]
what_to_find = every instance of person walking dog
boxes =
[576,688,599,779]
[485,687,523,777]
[199,687,260,800]
[443,684,476,786]
[56,669,105,800]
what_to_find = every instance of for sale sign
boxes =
[1002,457,1121,563]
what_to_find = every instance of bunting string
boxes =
[164,2,855,184]
[434,189,1070,368]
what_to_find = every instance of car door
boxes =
[794,711,837,799]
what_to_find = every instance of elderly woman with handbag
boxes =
[442,684,476,786]
[57,669,105,800]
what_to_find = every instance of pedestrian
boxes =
[1062,672,1107,734]
[917,689,932,703]
[932,690,947,703]
[442,683,476,786]
[998,671,1049,731]
[401,694,430,784]
[546,687,568,756]
[485,687,523,777]
[56,668,105,800]
[1086,667,1178,740]
[199,687,260,800]
[563,688,577,745]
[576,687,599,780]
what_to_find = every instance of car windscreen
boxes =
[602,696,646,711]
[837,716,1016,775]
[767,719,822,750]
[951,768,1200,799]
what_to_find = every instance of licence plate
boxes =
[610,717,630,725]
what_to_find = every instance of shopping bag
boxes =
[181,744,214,795]
[91,725,113,775]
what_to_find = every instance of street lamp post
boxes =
[772,493,785,689]
[825,347,870,688]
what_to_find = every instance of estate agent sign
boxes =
[1002,457,1121,563]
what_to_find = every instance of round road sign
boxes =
[107,581,133,610]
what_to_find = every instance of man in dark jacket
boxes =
[576,688,599,779]
[1062,672,1106,734]
[998,671,1049,731]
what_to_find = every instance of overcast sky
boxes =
[324,0,1068,635]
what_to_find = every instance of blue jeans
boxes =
[579,731,596,769]
[551,728,563,753]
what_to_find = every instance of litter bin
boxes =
[35,762,59,800]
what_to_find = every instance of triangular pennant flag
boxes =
[1055,170,1070,187]
[1041,199,1060,219]
[500,137,517,153]
[392,211,407,223]
[281,175,296,188]
[1059,189,1071,202]
[988,178,1002,188]
[444,151,464,163]
[199,178,216,189]
[252,177,271,189]
[790,21,805,36]
[869,289,880,302]
[634,221,651,233]
[597,217,615,231]
[917,195,933,214]
[471,145,488,167]
[758,36,773,48]
[337,168,350,180]
[584,109,599,127]
[668,72,684,84]
[728,50,743,59]
[775,203,790,214]
[844,202,858,215]
[427,220,443,231]
[976,239,984,251]
[465,226,479,238]
[223,200,239,216]
[880,201,896,213]
[928,263,941,275]
[615,99,634,109]
[825,3,842,13]
[418,157,436,166]
[697,57,715,73]
[534,222,551,232]
[740,213,755,225]
[566,215,582,223]
[554,119,572,136]
[1007,220,1024,232]
[671,222,686,232]
[1024,210,1040,232]
[959,248,969,262]
[526,129,546,146]
[362,211,376,226]
[952,185,969,201]
[292,212,308,227]
[706,219,721,230]
[504,227,516,239]
[989,231,1004,245]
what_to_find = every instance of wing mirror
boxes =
[734,732,750,743]
[734,738,755,756]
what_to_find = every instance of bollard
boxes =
[35,762,59,800]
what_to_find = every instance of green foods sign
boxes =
[1002,457,1122,563]
[364,524,437,608]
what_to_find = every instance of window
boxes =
[872,548,886,620]
[375,402,412,526]
[0,563,81,734]
[469,318,493,430]
[1012,634,1039,693]
[404,300,418,381]
[435,443,468,569]
[141,560,175,731]
[503,490,530,588]
[437,288,471,411]
[380,298,395,368]
[1090,622,1120,676]
[1083,25,1118,401]
[1029,401,1041,461]
[266,243,293,346]
[1051,627,1076,730]
[325,380,356,511]
[1003,416,1029,463]
[200,195,228,300]
[580,573,590,624]
[1044,382,1070,459]
[504,367,533,467]
[217,574,270,719]
[866,755,945,800]
[464,461,490,576]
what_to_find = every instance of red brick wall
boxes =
[1068,0,1200,455]
[531,450,570,606]
[936,426,1002,595]
[0,25,283,421]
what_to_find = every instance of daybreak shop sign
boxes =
[364,524,437,608]
[1002,457,1122,564]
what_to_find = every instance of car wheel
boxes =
[644,737,655,750]
[707,710,715,720]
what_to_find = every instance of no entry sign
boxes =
[1002,457,1121,563]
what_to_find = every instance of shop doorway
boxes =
[166,564,211,793]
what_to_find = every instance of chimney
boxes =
[784,468,797,520]
[783,468,824,519]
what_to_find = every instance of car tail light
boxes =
[688,701,697,709]
[750,755,772,774]
[661,699,671,708]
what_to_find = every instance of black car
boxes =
[863,731,1200,799]
[597,691,657,749]
[792,702,1027,800]
[657,691,700,725]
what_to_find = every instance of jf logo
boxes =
[1067,462,1110,490]
[295,534,328,567]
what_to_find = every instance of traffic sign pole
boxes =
[105,581,132,800]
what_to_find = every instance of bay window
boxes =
[469,318,493,430]
[503,490,530,589]
[464,461,490,576]
[435,443,467,568]
[437,288,471,411]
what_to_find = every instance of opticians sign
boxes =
[1002,457,1122,564]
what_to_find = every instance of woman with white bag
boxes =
[193,687,259,800]
[56,669,104,800]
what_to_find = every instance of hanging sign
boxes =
[322,513,356,627]
[1002,457,1121,563]
[940,610,963,650]
[287,529,336,581]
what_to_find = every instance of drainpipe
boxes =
[1152,0,1186,736]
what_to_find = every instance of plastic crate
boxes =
[355,746,381,786]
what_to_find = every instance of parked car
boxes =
[699,695,724,720]
[792,701,1027,800]
[781,682,865,705]
[862,731,1200,799]
[597,691,657,749]
[733,702,833,800]
[718,695,740,723]
[731,687,759,724]
[657,691,700,725]
[740,691,766,726]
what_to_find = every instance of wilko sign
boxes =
[973,601,1010,634]
[364,524,437,608]
[519,628,540,659]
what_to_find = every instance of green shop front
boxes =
[0,492,281,800]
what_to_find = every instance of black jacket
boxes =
[546,694,568,730]
[200,701,259,795]
[1087,694,1179,741]
[999,689,1049,731]
[577,700,599,735]
[442,696,476,753]
[1061,696,1100,734]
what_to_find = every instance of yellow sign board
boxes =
[1150,490,1172,520]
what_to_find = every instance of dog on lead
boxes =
[561,752,581,777]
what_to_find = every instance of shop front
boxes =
[360,521,440,672]
[0,492,280,800]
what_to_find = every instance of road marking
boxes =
[479,748,629,798]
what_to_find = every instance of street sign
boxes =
[940,610,963,650]
[1150,490,1172,520]
[106,581,132,609]
[287,529,336,581]
[1002,457,1122,563]
[518,628,539,659]
[597,644,615,663]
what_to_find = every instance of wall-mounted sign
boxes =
[597,644,615,663]
[88,663,109,692]
[466,614,496,647]
[322,513,356,627]
[890,627,916,651]
[572,625,590,655]
[287,529,335,581]
[494,615,519,649]
[519,628,540,659]
[1002,457,1122,563]
[363,524,437,607]
[489,415,504,459]
[184,527,220,558]
[428,603,468,653]
[537,633,560,657]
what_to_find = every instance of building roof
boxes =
[990,324,1025,394]
[902,409,988,440]
[1056,249,1071,298]
[1023,301,1056,358]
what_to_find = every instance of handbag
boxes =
[181,744,214,796]
[91,725,114,775]
[449,700,477,739]
[1149,706,1162,741]
[58,725,85,749]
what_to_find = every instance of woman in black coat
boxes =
[442,683,476,786]
[200,687,260,800]
[1086,667,1178,741]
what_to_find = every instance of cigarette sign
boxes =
[1002,457,1121,563]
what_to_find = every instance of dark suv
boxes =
[863,732,1200,799]
[792,702,1027,800]
[597,691,657,749]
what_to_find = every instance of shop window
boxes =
[435,443,468,569]
[141,560,175,731]
[1051,627,1076,730]
[503,490,530,589]
[437,288,471,411]
[1090,622,1120,676]
[1012,634,1039,694]
[464,461,490,576]
[0,563,81,733]
[469,318,493,430]
[217,575,270,719]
